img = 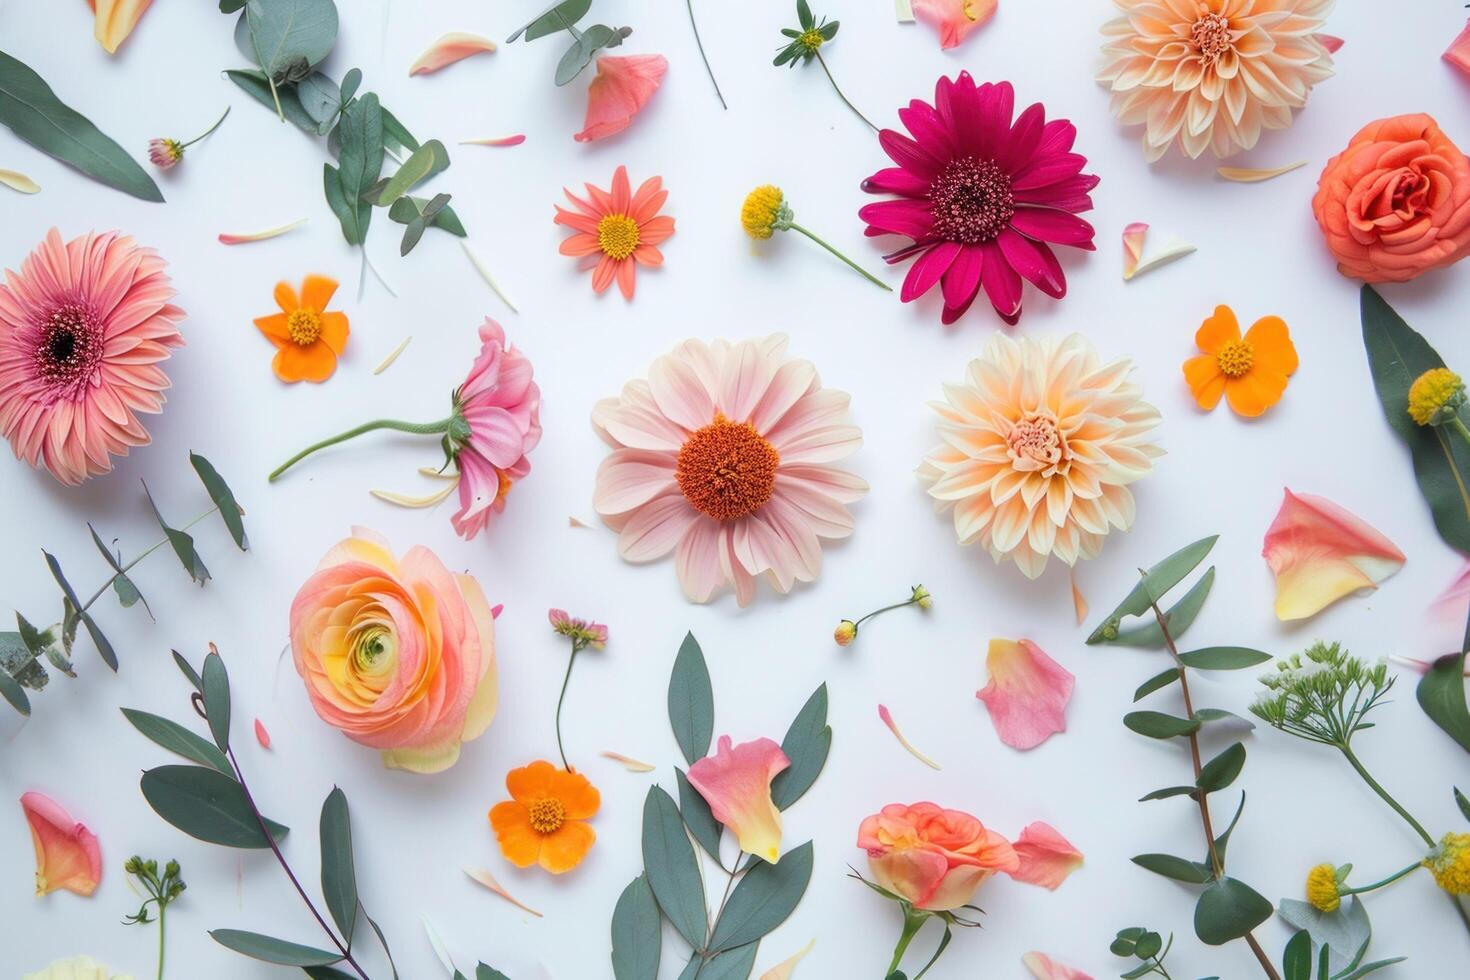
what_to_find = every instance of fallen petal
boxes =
[1123,223,1196,280]
[422,914,457,973]
[1448,20,1470,79]
[460,135,527,147]
[1392,655,1470,676]
[21,791,101,897]
[575,54,668,143]
[409,32,497,76]
[600,750,656,772]
[760,939,816,980]
[464,866,544,917]
[1069,569,1088,626]
[877,704,941,770]
[977,638,1074,750]
[1010,822,1083,890]
[569,516,591,528]
[254,718,272,749]
[370,478,461,509]
[373,336,412,375]
[912,0,997,49]
[0,169,40,194]
[92,0,153,54]
[1263,488,1405,621]
[1121,222,1147,280]
[1023,951,1095,980]
[688,736,790,864]
[1431,561,1470,622]
[418,467,459,480]
[1217,161,1307,182]
[218,218,308,245]
[1318,33,1344,54]
[462,241,519,314]
[895,0,915,23]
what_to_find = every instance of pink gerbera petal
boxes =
[977,637,1074,750]
[1263,489,1405,621]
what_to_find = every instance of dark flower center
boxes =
[929,157,1015,244]
[34,303,103,399]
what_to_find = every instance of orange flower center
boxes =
[929,157,1015,244]
[1215,339,1254,378]
[597,214,641,261]
[676,414,781,522]
[1008,414,1066,469]
[528,797,566,834]
[288,309,322,346]
[1191,12,1232,65]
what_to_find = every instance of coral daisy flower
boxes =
[489,760,600,874]
[918,333,1162,579]
[253,275,349,384]
[592,334,867,606]
[1183,305,1298,417]
[1096,0,1337,161]
[859,74,1099,326]
[554,165,673,300]
[0,228,185,485]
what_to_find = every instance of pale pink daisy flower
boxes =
[0,228,185,485]
[592,335,867,606]
[452,318,541,540]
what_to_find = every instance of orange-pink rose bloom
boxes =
[858,802,1019,911]
[1312,113,1470,282]
[290,527,498,774]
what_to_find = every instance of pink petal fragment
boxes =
[1024,951,1095,980]
[688,736,791,864]
[1121,222,1147,280]
[1010,822,1083,890]
[977,638,1074,750]
[912,0,996,49]
[600,750,656,773]
[1217,161,1307,182]
[254,718,272,749]
[878,704,941,770]
[1432,561,1470,622]
[217,218,307,245]
[21,791,101,897]
[409,32,497,76]
[459,135,527,147]
[1122,222,1196,280]
[1448,20,1470,79]
[1318,33,1344,54]
[1070,569,1088,626]
[569,516,591,528]
[1263,488,1406,622]
[464,866,543,917]
[574,54,668,143]
[760,939,816,980]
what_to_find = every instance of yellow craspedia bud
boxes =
[1407,367,1466,426]
[834,620,857,646]
[1425,832,1470,895]
[1305,863,1341,912]
[741,185,787,240]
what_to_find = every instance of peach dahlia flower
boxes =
[592,335,867,606]
[1097,0,1337,161]
[918,333,1162,579]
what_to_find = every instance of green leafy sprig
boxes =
[123,856,186,980]
[0,453,248,718]
[1109,926,1178,979]
[506,0,633,87]
[773,1,875,132]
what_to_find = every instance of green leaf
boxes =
[370,140,447,207]
[121,708,233,775]
[668,633,714,766]
[708,841,813,952]
[202,652,231,753]
[699,943,760,980]
[339,68,361,104]
[210,929,340,966]
[319,787,357,944]
[1194,877,1272,945]
[1361,284,1470,554]
[1123,711,1200,739]
[1456,787,1470,823]
[143,482,210,584]
[1111,567,1216,648]
[798,0,814,30]
[675,767,722,862]
[0,645,31,715]
[172,649,204,692]
[0,49,162,202]
[330,91,383,245]
[43,550,116,670]
[1417,653,1470,753]
[555,24,621,86]
[245,0,338,84]
[1179,647,1271,670]
[1088,536,1218,643]
[16,613,70,677]
[1138,785,1197,802]
[611,874,661,980]
[363,909,398,980]
[430,200,466,236]
[220,0,247,11]
[1196,743,1246,793]
[771,683,830,810]
[1195,708,1256,731]
[1339,959,1407,979]
[226,69,318,132]
[88,524,148,614]
[1208,792,1247,866]
[296,72,342,131]
[476,967,512,980]
[381,106,419,153]
[508,0,592,42]
[1282,930,1313,980]
[1132,853,1214,884]
[141,765,288,848]
[641,785,706,949]
[1134,931,1162,959]
[1134,667,1180,702]
[399,217,426,256]
[190,452,249,550]
[303,969,357,980]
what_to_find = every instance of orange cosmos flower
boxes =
[1183,305,1298,418]
[489,760,600,874]
[554,165,674,300]
[253,275,349,384]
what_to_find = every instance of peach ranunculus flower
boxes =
[1311,113,1470,283]
[289,527,498,774]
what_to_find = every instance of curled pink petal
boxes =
[409,32,497,76]
[218,218,307,244]
[688,736,790,863]
[977,638,1074,750]
[1448,20,1470,79]
[1009,821,1082,890]
[574,54,667,143]
[912,0,997,49]
[1263,489,1405,622]
[1121,222,1147,280]
[460,135,526,147]
[1024,951,1094,980]
[878,704,941,769]
[21,791,101,897]
[1318,33,1344,54]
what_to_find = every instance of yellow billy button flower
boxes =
[1305,863,1342,912]
[1407,367,1467,427]
[740,184,891,291]
[1425,832,1470,895]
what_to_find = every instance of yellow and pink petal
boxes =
[912,0,996,49]
[21,791,101,897]
[687,736,790,863]
[1008,821,1082,890]
[1262,489,1405,622]
[409,32,496,76]
[977,638,1074,750]
[1023,951,1094,980]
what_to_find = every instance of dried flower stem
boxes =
[814,51,877,131]
[554,639,586,772]
[685,0,727,109]
[180,107,230,149]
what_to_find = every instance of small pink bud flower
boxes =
[148,138,183,169]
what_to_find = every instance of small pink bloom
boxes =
[1023,951,1094,980]
[688,736,791,863]
[977,638,1074,750]
[1448,21,1470,80]
[912,0,997,49]
[857,802,1018,911]
[575,54,667,143]
[451,319,541,540]
[148,138,182,169]
[1262,489,1405,621]
[21,791,101,897]
[1010,821,1083,890]
[409,32,496,76]
[548,608,609,649]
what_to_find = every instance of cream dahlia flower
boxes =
[1097,0,1336,161]
[918,334,1162,579]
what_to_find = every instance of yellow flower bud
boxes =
[1407,367,1466,427]
[1305,863,1341,912]
[834,620,857,646]
[1425,832,1470,895]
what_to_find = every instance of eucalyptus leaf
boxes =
[121,708,233,776]
[1195,708,1256,731]
[1456,787,1470,823]
[1134,667,1180,703]
[1132,852,1214,884]
[1196,742,1246,793]
[399,217,426,256]
[210,929,341,966]
[371,140,448,207]
[668,633,714,766]
[1179,647,1271,670]
[1209,792,1247,867]
[220,0,247,11]
[245,0,338,84]
[16,613,70,677]
[1282,930,1313,980]
[173,649,204,692]
[708,841,813,952]
[509,0,593,43]
[676,767,722,862]
[1088,536,1218,643]
[1138,785,1197,802]
[555,25,618,86]
[88,524,148,614]
[339,68,361,104]
[381,106,419,153]
[641,785,706,949]
[0,641,31,715]
[329,92,383,245]
[143,481,210,584]
[319,786,358,944]
[1279,896,1376,979]
[296,72,342,129]
[476,967,512,980]
[771,683,830,810]
[190,452,249,551]
[1111,567,1215,648]
[226,69,318,132]
[141,765,288,849]
[1194,877,1272,945]
[43,550,116,670]
[1417,652,1470,754]
[698,943,760,980]
[202,652,231,753]
[1123,711,1200,740]
[611,874,661,980]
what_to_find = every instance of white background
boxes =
[3,0,1470,977]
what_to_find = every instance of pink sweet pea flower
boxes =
[977,638,1074,750]
[688,736,790,863]
[21,791,101,897]
[1262,489,1405,622]
[575,54,668,143]
[1010,821,1083,890]
[451,319,541,540]
[1023,951,1094,980]
[857,802,1018,911]
[912,0,997,50]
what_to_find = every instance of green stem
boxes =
[1338,744,1434,847]
[181,107,230,148]
[1341,861,1423,897]
[1450,417,1470,451]
[81,510,217,611]
[854,599,916,630]
[555,641,583,771]
[156,903,166,980]
[789,224,891,291]
[885,907,928,977]
[685,0,726,109]
[269,417,452,482]
[814,50,877,132]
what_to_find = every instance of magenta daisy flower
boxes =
[859,73,1099,326]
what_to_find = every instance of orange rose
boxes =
[857,802,1018,911]
[1312,113,1470,282]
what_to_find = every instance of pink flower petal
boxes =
[977,638,1074,750]
[1009,822,1082,890]
[1318,33,1345,54]
[687,736,790,863]
[254,718,272,749]
[1447,20,1470,79]
[218,218,307,245]
[574,54,667,143]
[459,135,526,147]
[464,866,543,917]
[92,0,153,54]
[912,0,997,49]
[1121,222,1147,280]
[1023,951,1094,980]
[409,32,497,76]
[1432,561,1470,623]
[878,704,941,770]
[600,750,656,772]
[1262,489,1406,622]
[21,791,101,897]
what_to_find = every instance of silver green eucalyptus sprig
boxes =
[123,856,186,980]
[506,0,633,86]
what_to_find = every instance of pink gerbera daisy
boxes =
[0,228,185,485]
[859,73,1099,326]
[592,335,867,606]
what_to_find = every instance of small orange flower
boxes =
[489,760,600,874]
[1183,305,1298,418]
[253,275,349,383]
[554,165,674,300]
